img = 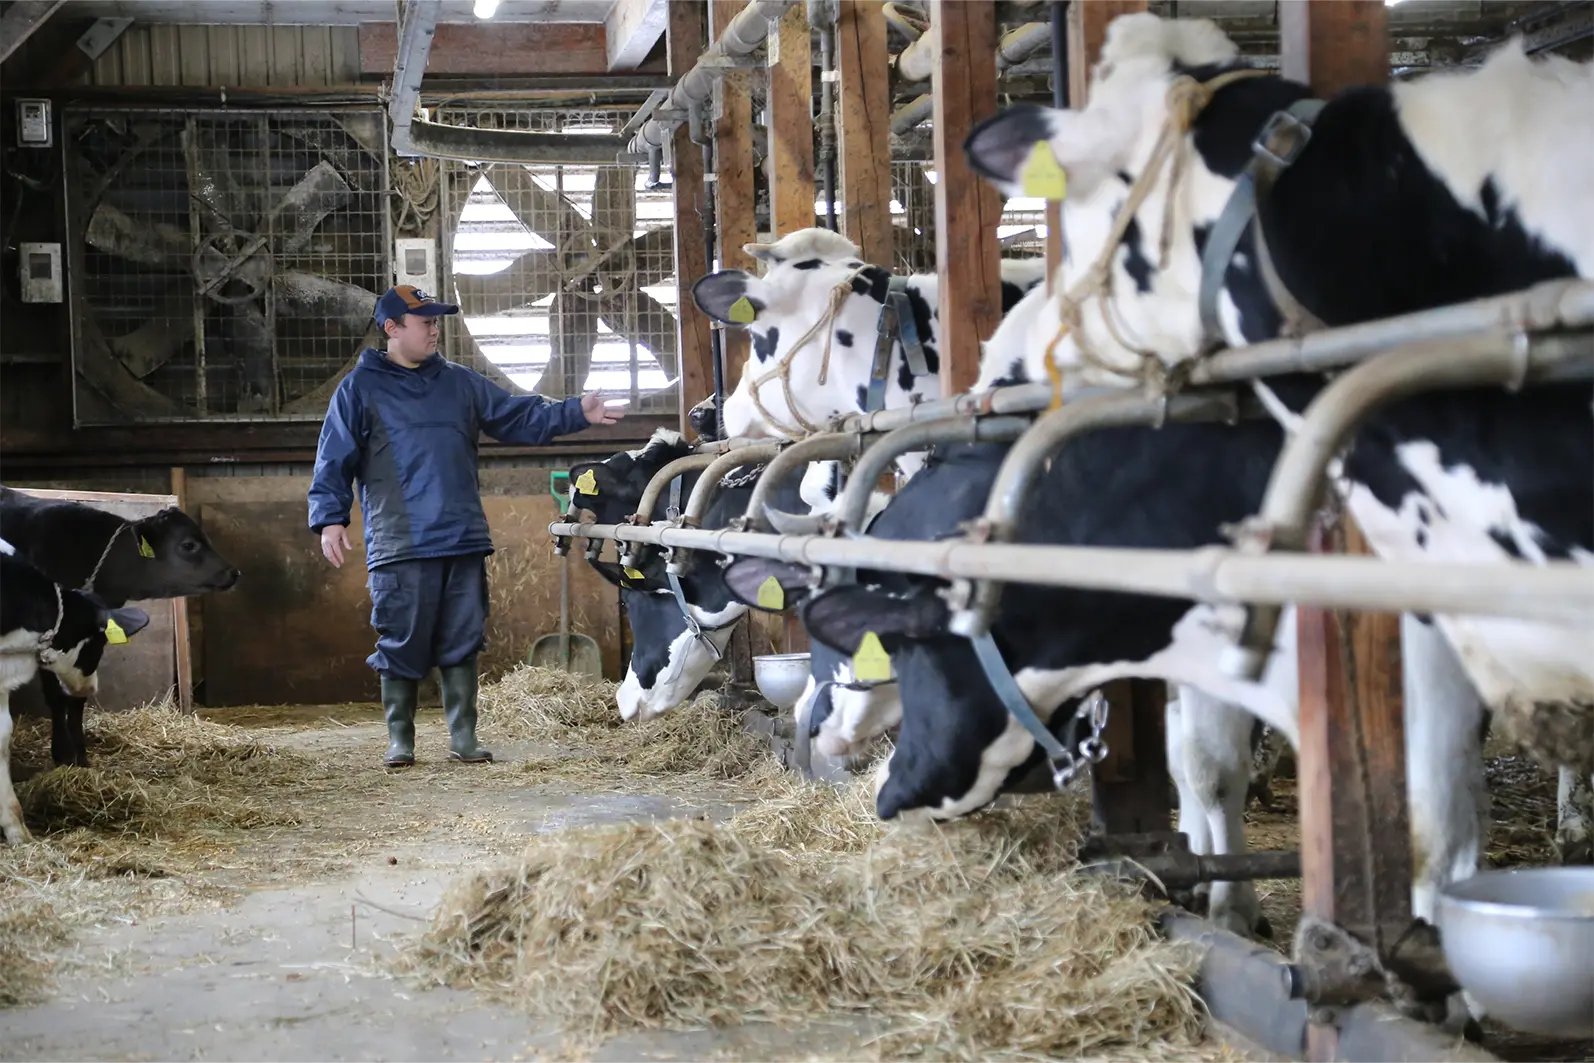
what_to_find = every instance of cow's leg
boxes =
[1171,686,1264,938]
[43,672,88,768]
[0,691,31,845]
[1555,766,1593,865]
[1402,613,1488,926]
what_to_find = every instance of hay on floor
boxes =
[398,771,1205,1060]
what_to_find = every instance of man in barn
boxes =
[307,284,624,769]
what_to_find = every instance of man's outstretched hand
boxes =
[581,391,627,426]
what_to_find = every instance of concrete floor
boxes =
[0,716,876,1063]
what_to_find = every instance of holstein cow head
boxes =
[1,552,152,698]
[693,227,1047,447]
[567,429,832,723]
[0,487,242,606]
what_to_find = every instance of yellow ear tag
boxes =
[852,631,892,682]
[574,469,598,496]
[756,575,785,611]
[138,536,156,559]
[728,296,757,324]
[104,619,128,645]
[1019,143,1068,201]
[623,566,645,581]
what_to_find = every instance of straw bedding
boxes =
[399,765,1210,1061]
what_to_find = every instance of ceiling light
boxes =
[474,0,500,18]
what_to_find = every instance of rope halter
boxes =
[1040,67,1273,408]
[743,263,875,437]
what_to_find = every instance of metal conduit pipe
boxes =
[948,390,1245,638]
[890,21,1055,134]
[763,415,1034,539]
[628,0,799,155]
[544,522,1594,627]
[1224,328,1594,682]
[736,431,876,532]
[820,279,1594,438]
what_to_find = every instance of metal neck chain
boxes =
[1051,689,1112,790]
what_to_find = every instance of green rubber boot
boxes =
[381,674,418,768]
[440,658,492,763]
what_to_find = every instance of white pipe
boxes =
[549,521,1594,628]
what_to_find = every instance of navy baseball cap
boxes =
[374,285,460,325]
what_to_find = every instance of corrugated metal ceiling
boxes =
[55,0,614,25]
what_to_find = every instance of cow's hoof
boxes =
[1555,835,1593,866]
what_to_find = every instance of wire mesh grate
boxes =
[437,108,680,416]
[63,107,389,424]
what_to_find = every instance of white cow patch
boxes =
[814,660,903,759]
[0,693,27,845]
[1168,687,1262,936]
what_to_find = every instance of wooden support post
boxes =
[668,0,716,432]
[710,0,758,394]
[835,0,892,267]
[928,0,1002,398]
[1280,7,1393,1061]
[766,4,815,238]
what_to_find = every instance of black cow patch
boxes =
[794,258,824,270]
[1488,527,1525,560]
[752,326,782,363]
[1120,214,1154,294]
[853,267,892,303]
[836,329,854,347]
[1001,281,1026,313]
[856,385,870,411]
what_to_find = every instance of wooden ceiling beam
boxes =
[606,0,668,70]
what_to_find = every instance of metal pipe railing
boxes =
[664,443,788,575]
[628,0,798,155]
[821,279,1594,437]
[1224,328,1594,681]
[947,390,1245,638]
[765,415,1033,538]
[736,431,874,532]
[545,521,1594,628]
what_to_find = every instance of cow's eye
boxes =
[180,540,201,554]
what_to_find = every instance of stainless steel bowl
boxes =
[1436,866,1594,1038]
[753,652,811,712]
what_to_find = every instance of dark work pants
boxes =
[366,553,490,680]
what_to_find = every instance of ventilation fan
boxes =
[65,111,388,421]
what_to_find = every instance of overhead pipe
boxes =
[948,390,1247,638]
[627,0,800,156]
[545,521,1594,629]
[890,21,1056,134]
[1224,328,1594,682]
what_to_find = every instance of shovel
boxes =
[530,470,603,677]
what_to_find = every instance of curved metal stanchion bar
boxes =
[764,415,1034,539]
[621,452,728,569]
[662,442,788,575]
[736,431,874,533]
[1222,328,1594,681]
[543,519,1594,627]
[946,390,1245,639]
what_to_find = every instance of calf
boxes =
[961,12,1592,864]
[1,547,151,844]
[691,227,1047,477]
[0,487,240,767]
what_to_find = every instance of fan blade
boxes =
[274,271,379,333]
[226,302,277,413]
[108,293,195,379]
[269,160,352,256]
[597,288,678,380]
[452,251,563,311]
[86,201,189,269]
[537,292,601,399]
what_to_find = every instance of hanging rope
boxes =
[1039,68,1272,407]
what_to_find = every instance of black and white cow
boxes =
[776,10,1589,925]
[0,486,241,767]
[691,226,1047,479]
[1,543,152,845]
[566,431,889,723]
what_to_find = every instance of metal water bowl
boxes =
[1436,867,1594,1038]
[753,652,811,712]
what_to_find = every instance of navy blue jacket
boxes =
[308,348,588,570]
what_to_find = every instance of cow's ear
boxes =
[567,460,626,516]
[692,270,765,326]
[588,558,668,593]
[722,558,818,614]
[101,605,151,644]
[801,584,947,657]
[963,102,1129,202]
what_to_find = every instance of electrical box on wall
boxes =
[394,238,437,296]
[16,99,52,148]
[19,243,63,303]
